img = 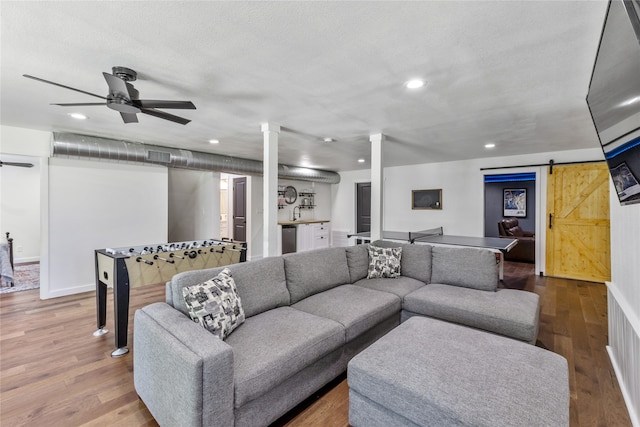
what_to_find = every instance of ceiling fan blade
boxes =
[135,100,196,110]
[0,161,34,168]
[102,72,133,100]
[51,102,105,107]
[23,74,106,100]
[120,112,139,123]
[140,108,191,125]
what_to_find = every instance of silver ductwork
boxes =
[52,132,340,184]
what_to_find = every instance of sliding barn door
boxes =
[546,163,611,282]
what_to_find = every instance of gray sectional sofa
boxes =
[133,242,540,427]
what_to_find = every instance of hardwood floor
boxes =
[0,262,632,426]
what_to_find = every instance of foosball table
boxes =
[94,238,247,357]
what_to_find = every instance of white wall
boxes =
[168,169,220,242]
[607,182,640,426]
[333,148,603,240]
[46,158,168,298]
[331,169,370,234]
[609,191,640,326]
[0,154,41,262]
[0,125,51,157]
[277,179,332,222]
[248,175,263,260]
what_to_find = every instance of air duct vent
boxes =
[147,150,171,164]
[51,132,341,184]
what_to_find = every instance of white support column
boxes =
[370,133,384,241]
[261,122,280,257]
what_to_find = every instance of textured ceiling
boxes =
[0,1,609,172]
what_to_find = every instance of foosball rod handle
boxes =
[153,255,175,264]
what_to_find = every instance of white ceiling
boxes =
[0,1,609,172]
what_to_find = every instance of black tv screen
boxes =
[587,0,640,205]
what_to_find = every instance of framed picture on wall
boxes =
[412,189,442,210]
[503,188,526,217]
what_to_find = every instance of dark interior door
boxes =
[356,182,371,240]
[232,177,247,242]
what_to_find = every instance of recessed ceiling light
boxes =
[209,139,219,144]
[68,113,87,120]
[323,137,333,143]
[358,158,365,163]
[484,143,496,149]
[405,79,425,89]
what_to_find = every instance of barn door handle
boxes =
[549,213,553,229]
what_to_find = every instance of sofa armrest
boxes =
[134,302,234,427]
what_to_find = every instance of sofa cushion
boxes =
[225,307,344,407]
[369,241,433,284]
[402,284,540,343]
[292,285,401,342]
[182,268,245,340]
[345,245,369,283]
[284,247,351,304]
[171,257,289,318]
[399,244,432,284]
[367,245,402,278]
[354,276,425,300]
[430,246,498,291]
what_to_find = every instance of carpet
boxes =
[0,263,40,294]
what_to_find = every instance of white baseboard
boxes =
[42,283,94,299]
[14,256,40,264]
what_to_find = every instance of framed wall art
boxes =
[412,189,442,210]
[503,188,526,217]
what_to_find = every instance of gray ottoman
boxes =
[348,317,569,427]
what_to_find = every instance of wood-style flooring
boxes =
[0,261,632,426]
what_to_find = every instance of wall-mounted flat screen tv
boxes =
[587,0,640,206]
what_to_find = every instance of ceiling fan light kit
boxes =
[23,66,196,125]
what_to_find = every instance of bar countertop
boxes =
[278,220,330,225]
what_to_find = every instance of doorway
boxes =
[356,182,371,233]
[355,182,371,245]
[0,155,41,264]
[232,177,247,242]
[483,174,536,238]
[220,177,229,238]
[0,154,41,294]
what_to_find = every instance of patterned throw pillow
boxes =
[367,245,402,279]
[182,268,245,340]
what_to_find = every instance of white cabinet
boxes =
[313,222,330,249]
[296,223,314,252]
[296,222,330,252]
